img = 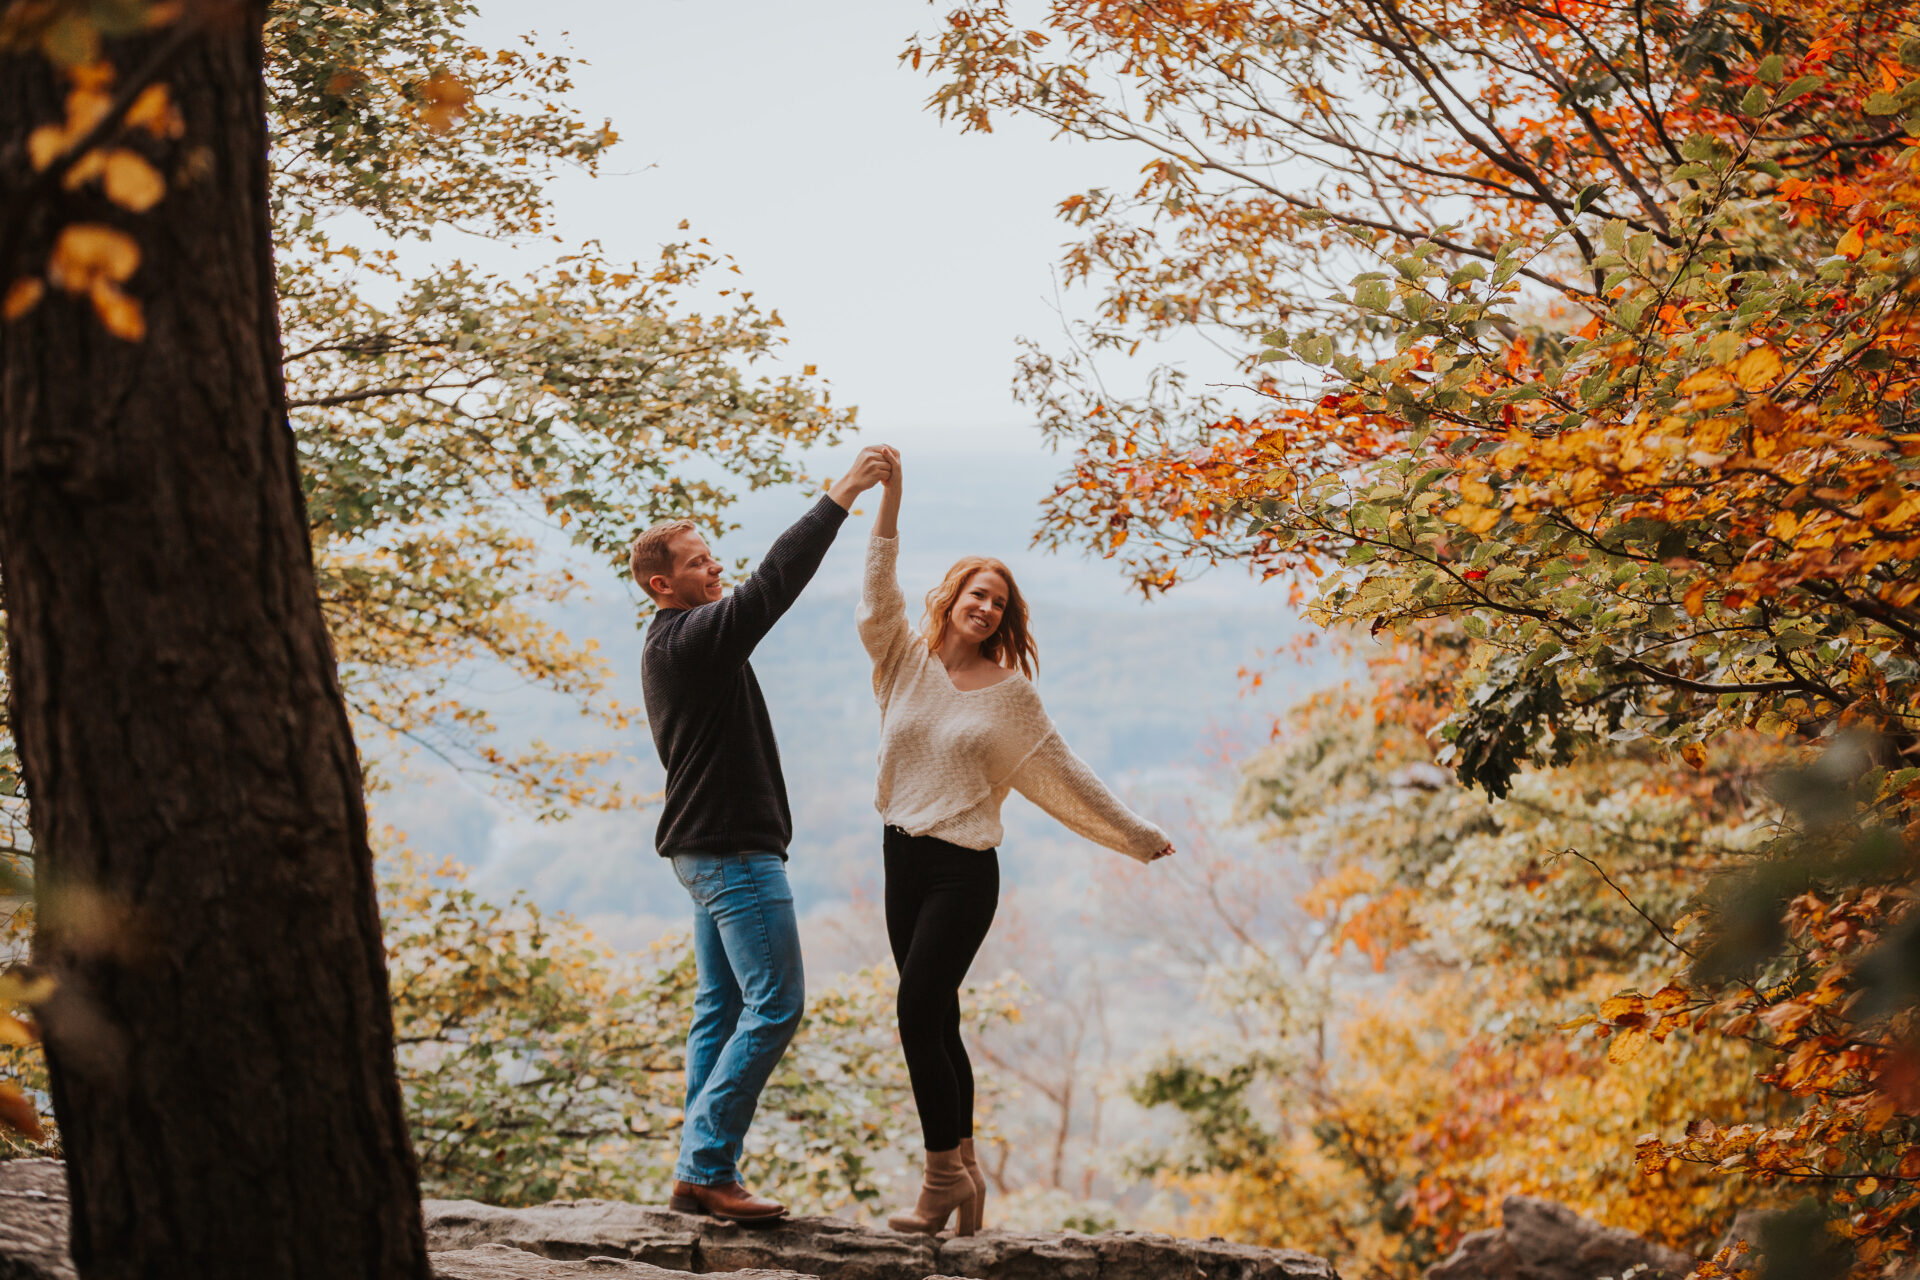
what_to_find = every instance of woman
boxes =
[856,448,1174,1237]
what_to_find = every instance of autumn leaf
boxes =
[1683,579,1711,618]
[102,150,165,212]
[1681,743,1707,771]
[418,72,474,134]
[89,280,145,341]
[1600,993,1647,1021]
[47,223,139,292]
[1607,1025,1650,1064]
[0,1012,38,1047]
[1730,347,1783,391]
[124,83,184,139]
[1836,224,1866,258]
[2,278,44,321]
[0,1081,44,1142]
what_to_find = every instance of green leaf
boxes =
[1777,73,1826,105]
[1758,54,1786,83]
[1739,84,1769,116]
[1865,92,1901,116]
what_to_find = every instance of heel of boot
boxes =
[887,1204,956,1235]
[668,1194,703,1214]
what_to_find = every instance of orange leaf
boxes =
[0,1081,45,1142]
[1607,1025,1650,1064]
[102,150,165,212]
[1836,225,1865,259]
[2,278,44,321]
[124,84,184,140]
[90,280,145,341]
[1681,742,1707,771]
[1683,578,1710,617]
[27,125,70,171]
[1600,993,1646,1021]
[48,223,139,292]
[0,1012,37,1047]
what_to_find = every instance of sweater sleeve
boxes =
[855,533,914,703]
[663,496,848,673]
[1009,731,1171,863]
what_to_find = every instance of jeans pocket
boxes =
[673,857,725,905]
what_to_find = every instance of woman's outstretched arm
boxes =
[1009,730,1175,863]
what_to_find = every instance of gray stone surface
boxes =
[938,1229,1336,1280]
[1,1159,1340,1280]
[423,1199,1337,1280]
[0,1159,75,1280]
[432,1244,814,1280]
[1424,1196,1695,1280]
[423,1199,938,1280]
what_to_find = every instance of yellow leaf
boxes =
[2,278,44,321]
[0,1012,37,1047]
[1443,502,1499,533]
[102,150,165,212]
[1731,346,1783,391]
[1607,1025,1650,1064]
[124,84,184,140]
[1681,742,1707,771]
[1677,369,1728,393]
[61,147,105,190]
[0,972,55,1005]
[27,125,70,171]
[1836,224,1865,258]
[90,280,145,341]
[1600,993,1646,1021]
[48,223,139,292]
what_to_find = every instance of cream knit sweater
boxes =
[856,534,1170,862]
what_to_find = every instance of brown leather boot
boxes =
[668,1179,788,1223]
[957,1137,986,1234]
[887,1147,980,1237]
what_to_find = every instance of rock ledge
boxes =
[0,1160,1337,1280]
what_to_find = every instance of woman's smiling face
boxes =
[947,568,1010,646]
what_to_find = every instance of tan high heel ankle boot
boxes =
[887,1147,978,1236]
[957,1137,986,1234]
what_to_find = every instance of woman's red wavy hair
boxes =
[919,557,1037,679]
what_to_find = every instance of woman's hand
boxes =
[1149,843,1175,861]
[882,446,902,492]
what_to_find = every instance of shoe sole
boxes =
[668,1196,788,1224]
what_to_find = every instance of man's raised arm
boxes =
[671,446,894,671]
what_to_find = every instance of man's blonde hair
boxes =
[629,519,698,600]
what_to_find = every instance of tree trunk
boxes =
[0,9,430,1279]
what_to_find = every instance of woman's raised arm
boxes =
[856,447,913,696]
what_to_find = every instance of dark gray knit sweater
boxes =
[642,496,848,858]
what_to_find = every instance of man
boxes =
[631,445,893,1223]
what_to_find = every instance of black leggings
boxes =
[884,825,1000,1152]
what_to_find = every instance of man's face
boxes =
[658,529,724,607]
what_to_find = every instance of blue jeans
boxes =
[670,852,805,1187]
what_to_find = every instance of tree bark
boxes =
[0,8,431,1278]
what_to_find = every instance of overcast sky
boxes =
[462,0,1176,449]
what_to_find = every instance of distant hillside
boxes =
[368,446,1345,953]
